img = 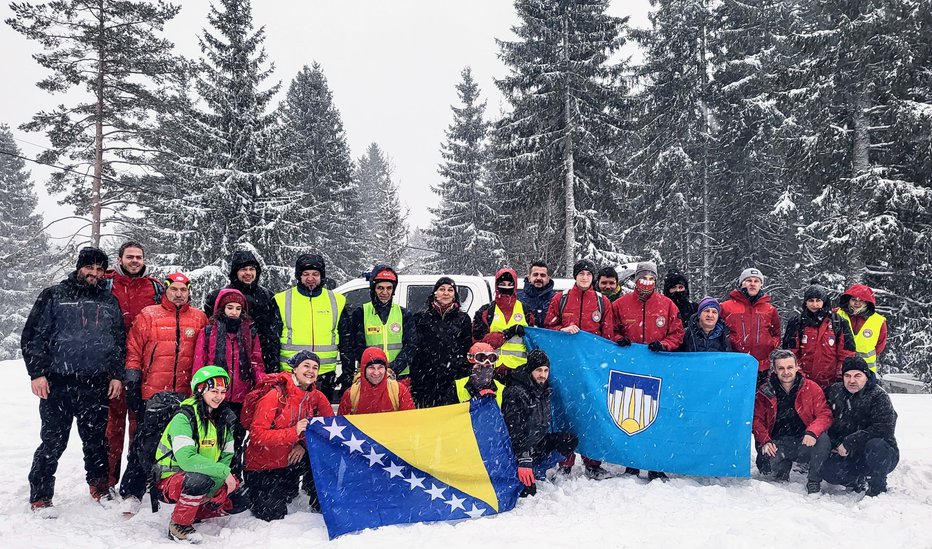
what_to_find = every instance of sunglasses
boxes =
[471,352,499,363]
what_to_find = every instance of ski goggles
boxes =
[470,352,499,364]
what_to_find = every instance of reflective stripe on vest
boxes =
[488,301,529,369]
[454,377,504,408]
[837,310,886,371]
[153,400,223,480]
[363,302,406,375]
[275,287,345,374]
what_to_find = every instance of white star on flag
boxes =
[364,447,385,466]
[445,494,465,511]
[424,484,446,500]
[403,472,425,490]
[384,461,405,478]
[464,504,486,518]
[342,434,365,454]
[309,417,326,425]
[322,420,347,441]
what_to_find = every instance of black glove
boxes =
[513,325,526,337]
[617,337,632,347]
[126,381,143,414]
[648,341,666,352]
[502,326,517,340]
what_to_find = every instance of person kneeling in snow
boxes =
[502,350,578,497]
[154,366,246,543]
[244,351,333,520]
[450,342,506,406]
[338,347,415,415]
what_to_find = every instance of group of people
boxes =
[20,243,897,542]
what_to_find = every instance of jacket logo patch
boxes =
[827,338,835,346]
[184,328,196,338]
[366,326,381,334]
[592,311,602,322]
[608,370,661,436]
[862,329,873,338]
[389,322,402,333]
[801,335,808,344]
[513,313,524,323]
[655,317,665,328]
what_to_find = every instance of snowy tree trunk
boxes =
[852,89,871,175]
[91,0,105,247]
[699,11,710,295]
[562,15,576,277]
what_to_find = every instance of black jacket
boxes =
[502,362,553,467]
[518,279,556,328]
[411,300,472,408]
[825,372,898,456]
[678,314,732,352]
[204,250,283,373]
[21,271,126,380]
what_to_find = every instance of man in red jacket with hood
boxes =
[753,349,833,493]
[473,267,533,381]
[720,267,781,385]
[103,241,163,490]
[338,347,415,415]
[835,284,888,373]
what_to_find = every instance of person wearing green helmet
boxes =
[153,365,245,543]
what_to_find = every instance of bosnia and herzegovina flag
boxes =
[524,327,758,477]
[305,398,523,539]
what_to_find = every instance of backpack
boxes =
[138,391,197,512]
[240,376,289,431]
[558,289,604,319]
[348,371,400,413]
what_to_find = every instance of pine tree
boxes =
[492,0,631,275]
[426,67,501,275]
[6,0,183,245]
[135,0,287,288]
[276,63,364,282]
[356,143,408,267]
[0,124,51,359]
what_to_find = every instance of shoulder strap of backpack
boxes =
[558,290,570,317]
[388,379,400,411]
[151,278,164,304]
[350,373,362,414]
[177,406,200,451]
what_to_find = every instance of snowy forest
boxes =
[0,0,930,385]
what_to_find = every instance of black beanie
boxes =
[295,253,326,281]
[526,349,550,370]
[803,284,829,303]
[573,259,597,278]
[842,357,871,376]
[76,247,109,270]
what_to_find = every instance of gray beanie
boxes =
[634,261,658,281]
[739,267,765,285]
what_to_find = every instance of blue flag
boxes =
[306,398,523,539]
[525,327,757,477]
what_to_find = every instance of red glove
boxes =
[479,388,496,398]
[517,467,535,487]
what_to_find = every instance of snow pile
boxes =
[2,358,930,548]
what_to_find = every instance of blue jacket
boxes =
[21,271,126,380]
[678,313,732,353]
[518,279,556,328]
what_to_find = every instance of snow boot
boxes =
[865,477,887,497]
[90,483,117,509]
[168,521,203,544]
[623,467,640,477]
[647,471,669,482]
[806,481,821,494]
[584,465,611,481]
[119,496,142,517]
[31,500,59,519]
[558,465,573,476]
[846,477,867,493]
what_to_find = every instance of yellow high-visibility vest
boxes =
[454,377,505,408]
[488,301,529,369]
[363,302,406,375]
[275,286,345,374]
[837,310,886,372]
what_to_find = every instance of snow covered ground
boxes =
[2,358,931,549]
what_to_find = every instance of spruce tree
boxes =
[356,143,408,267]
[426,67,501,275]
[0,124,51,359]
[6,0,183,245]
[277,63,364,282]
[492,0,631,275]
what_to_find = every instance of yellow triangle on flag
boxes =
[346,402,501,512]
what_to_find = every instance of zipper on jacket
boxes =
[172,308,181,390]
[577,288,584,330]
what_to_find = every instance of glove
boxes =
[126,381,143,415]
[617,337,632,347]
[478,388,497,398]
[513,325,526,338]
[648,341,666,352]
[517,467,536,487]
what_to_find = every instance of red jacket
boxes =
[104,267,163,329]
[720,289,781,371]
[783,314,855,389]
[244,372,333,471]
[544,285,615,339]
[752,375,833,446]
[126,297,208,400]
[612,291,684,350]
[338,348,416,414]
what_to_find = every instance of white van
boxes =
[334,275,494,317]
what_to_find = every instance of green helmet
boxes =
[190,365,230,393]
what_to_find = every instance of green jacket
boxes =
[154,398,235,495]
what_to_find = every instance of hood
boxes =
[494,267,518,300]
[107,264,149,278]
[510,361,548,393]
[663,269,690,298]
[229,250,262,283]
[213,288,249,318]
[428,276,461,307]
[368,264,398,304]
[839,283,877,314]
[360,347,390,385]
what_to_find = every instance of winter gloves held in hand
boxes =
[502,325,526,340]
[517,467,535,487]
[648,341,666,352]
[617,337,632,347]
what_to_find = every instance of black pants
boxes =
[246,461,317,521]
[316,372,337,403]
[119,407,148,499]
[29,374,110,503]
[226,402,245,476]
[768,433,831,481]
[822,438,899,490]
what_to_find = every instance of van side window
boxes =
[406,285,473,314]
[343,288,370,312]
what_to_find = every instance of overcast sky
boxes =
[0,0,651,239]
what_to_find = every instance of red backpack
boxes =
[240,376,289,430]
